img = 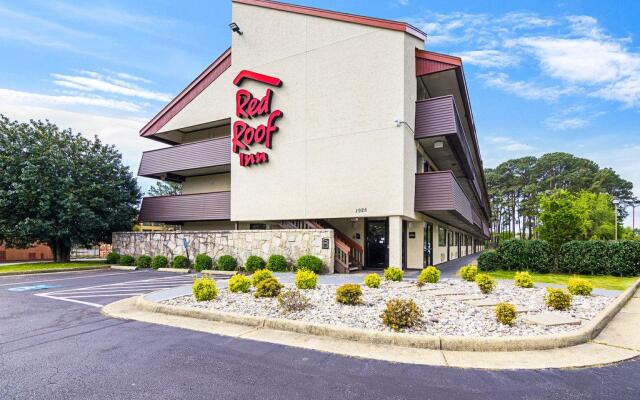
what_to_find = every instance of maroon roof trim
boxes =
[233,0,426,41]
[140,48,232,138]
[233,70,282,87]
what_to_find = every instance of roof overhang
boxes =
[233,0,426,41]
[416,49,491,219]
[140,48,232,140]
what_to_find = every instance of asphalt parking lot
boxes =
[1,268,639,400]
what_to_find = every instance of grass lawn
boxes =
[485,270,638,291]
[0,261,107,274]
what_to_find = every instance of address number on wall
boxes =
[355,208,367,214]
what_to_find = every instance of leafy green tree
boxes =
[575,191,615,240]
[486,152,633,243]
[0,116,140,262]
[537,190,587,251]
[147,181,182,196]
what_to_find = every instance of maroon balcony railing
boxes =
[415,96,483,208]
[138,136,231,180]
[138,191,230,222]
[415,171,474,224]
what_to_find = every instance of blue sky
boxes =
[1,0,639,224]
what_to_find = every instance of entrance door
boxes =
[424,222,433,266]
[365,219,388,268]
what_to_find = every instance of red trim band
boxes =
[233,70,283,87]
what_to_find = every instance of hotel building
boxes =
[135,0,491,273]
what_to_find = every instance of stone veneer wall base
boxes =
[112,230,335,273]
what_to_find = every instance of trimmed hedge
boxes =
[297,255,324,274]
[151,255,168,269]
[194,254,213,272]
[479,239,639,277]
[497,240,553,273]
[559,240,640,276]
[477,251,503,271]
[135,255,152,269]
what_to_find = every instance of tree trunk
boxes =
[52,239,71,262]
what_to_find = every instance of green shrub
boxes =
[135,255,152,269]
[254,277,283,298]
[106,252,120,264]
[514,271,534,288]
[251,269,274,287]
[364,273,381,288]
[545,288,572,310]
[495,302,517,325]
[297,255,324,274]
[559,240,640,276]
[151,255,168,269]
[245,255,266,273]
[295,270,318,289]
[417,266,440,286]
[217,255,238,271]
[477,250,503,271]
[194,253,213,272]
[380,299,423,331]
[192,277,217,301]
[497,240,553,273]
[216,254,238,271]
[266,254,288,272]
[567,277,593,296]
[172,255,189,269]
[335,284,362,305]
[119,255,136,266]
[277,289,310,313]
[475,273,495,294]
[383,267,404,281]
[228,274,252,293]
[459,265,478,281]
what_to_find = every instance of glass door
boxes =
[423,222,433,266]
[365,219,388,268]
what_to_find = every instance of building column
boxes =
[388,216,403,267]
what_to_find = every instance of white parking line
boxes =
[35,273,198,308]
[0,271,143,287]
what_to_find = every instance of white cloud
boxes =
[457,49,519,68]
[0,88,142,112]
[0,88,163,176]
[478,72,577,100]
[51,71,172,102]
[514,37,638,84]
[487,136,534,152]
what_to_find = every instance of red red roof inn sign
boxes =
[232,70,283,167]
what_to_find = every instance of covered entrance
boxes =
[365,218,388,268]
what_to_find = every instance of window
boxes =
[250,223,267,230]
[438,227,446,247]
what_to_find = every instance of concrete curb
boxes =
[157,268,192,274]
[136,278,640,352]
[110,266,138,271]
[201,270,236,277]
[0,265,110,276]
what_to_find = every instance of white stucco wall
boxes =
[229,3,423,222]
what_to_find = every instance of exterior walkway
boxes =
[433,252,480,278]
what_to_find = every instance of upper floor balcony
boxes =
[138,191,231,223]
[415,95,484,212]
[415,171,486,237]
[137,136,231,181]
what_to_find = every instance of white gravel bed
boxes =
[162,279,613,337]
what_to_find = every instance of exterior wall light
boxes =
[434,140,444,149]
[229,22,243,35]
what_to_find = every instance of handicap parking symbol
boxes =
[8,284,59,292]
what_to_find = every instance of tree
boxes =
[537,190,587,251]
[486,152,634,243]
[147,181,182,196]
[0,116,140,262]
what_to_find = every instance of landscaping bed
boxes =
[162,278,612,337]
